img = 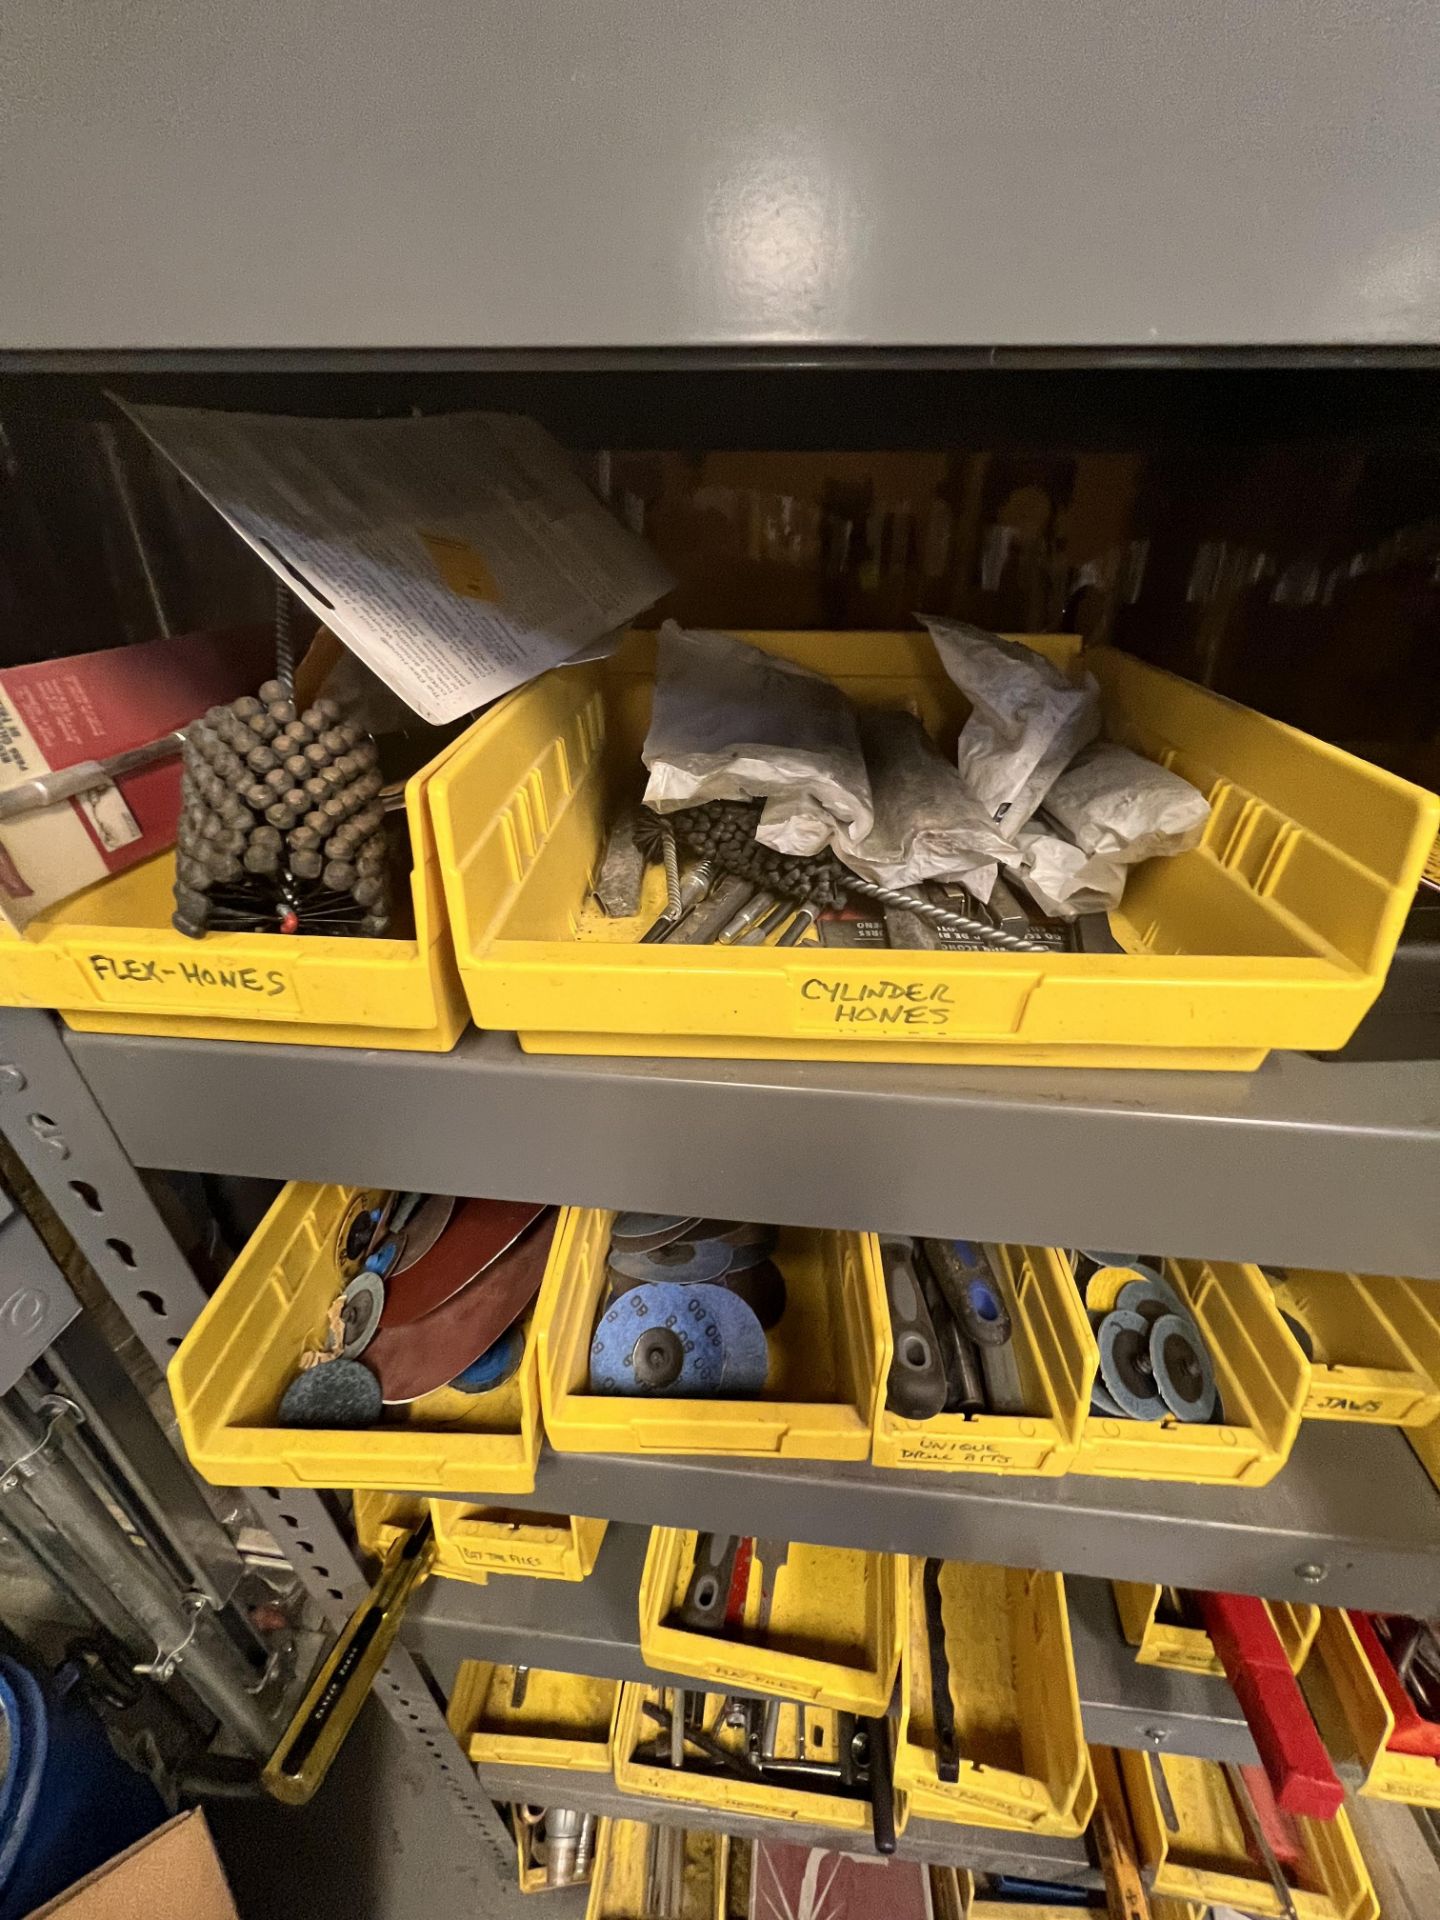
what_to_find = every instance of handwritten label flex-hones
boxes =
[83,950,300,1015]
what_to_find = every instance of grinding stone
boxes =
[609,1239,733,1284]
[1149,1312,1219,1423]
[279,1357,382,1429]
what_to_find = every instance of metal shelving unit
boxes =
[0,1009,525,1904]
[468,1763,1100,1886]
[64,1028,1440,1275]
[409,1422,1440,1615]
[5,1000,1440,1894]
[405,1525,1259,1765]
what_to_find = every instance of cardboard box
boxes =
[25,1811,239,1920]
[0,627,273,930]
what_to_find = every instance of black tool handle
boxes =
[680,1533,742,1631]
[923,1557,962,1782]
[863,1714,898,1855]
[879,1237,947,1419]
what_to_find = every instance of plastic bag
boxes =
[1042,741,1210,864]
[834,709,1015,898]
[923,618,1101,835]
[1014,820,1126,918]
[641,622,872,851]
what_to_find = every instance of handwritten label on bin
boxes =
[795,974,956,1035]
[82,950,301,1016]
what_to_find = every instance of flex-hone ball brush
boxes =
[171,590,394,940]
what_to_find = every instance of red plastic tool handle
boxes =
[1350,1611,1440,1758]
[1199,1590,1344,1819]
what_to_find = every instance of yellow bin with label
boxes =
[169,1182,545,1494]
[536,1210,886,1461]
[1305,1608,1440,1810]
[639,1528,904,1716]
[587,1821,727,1920]
[871,1244,1091,1476]
[1266,1268,1440,1426]
[613,1685,905,1839]
[895,1560,1094,1835]
[1074,1255,1310,1483]
[1112,1581,1319,1675]
[1120,1748,1377,1920]
[432,1503,607,1582]
[448,1661,618,1773]
[427,628,1437,1070]
[0,728,471,1049]
[355,1492,605,1584]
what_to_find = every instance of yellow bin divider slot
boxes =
[425,628,1438,1071]
[586,1820,727,1920]
[1266,1268,1440,1427]
[894,1560,1094,1835]
[1111,1580,1318,1676]
[1304,1609,1440,1811]
[168,1182,543,1494]
[351,1488,475,1574]
[612,1685,906,1838]
[1119,1748,1378,1920]
[1,724,472,1050]
[536,1210,887,1461]
[871,1244,1091,1476]
[1408,1408,1440,1494]
[1073,1255,1309,1484]
[638,1528,904,1717]
[431,1502,607,1582]
[448,1660,619,1773]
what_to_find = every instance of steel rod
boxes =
[0,1391,276,1755]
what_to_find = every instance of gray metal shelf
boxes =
[471,1761,1098,1885]
[64,1027,1440,1277]
[404,1524,1257,1764]
[412,1421,1440,1615]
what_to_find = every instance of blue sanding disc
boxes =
[701,1284,769,1391]
[450,1322,526,1394]
[590,1282,725,1395]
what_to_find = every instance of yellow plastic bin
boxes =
[587,1820,727,1920]
[638,1528,904,1716]
[1120,1748,1377,1920]
[1112,1581,1318,1676]
[871,1244,1091,1476]
[354,1493,604,1584]
[427,628,1437,1071]
[169,1182,544,1495]
[432,1503,607,1582]
[1266,1268,1440,1426]
[536,1210,886,1461]
[613,1685,904,1840]
[1073,1255,1309,1484]
[513,1813,597,1896]
[1305,1608,1440,1810]
[448,1661,619,1774]
[894,1561,1094,1836]
[0,730,471,1050]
